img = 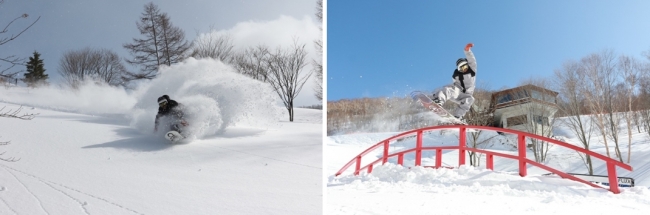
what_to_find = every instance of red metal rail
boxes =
[334,125,633,194]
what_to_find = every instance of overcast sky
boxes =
[1,0,322,106]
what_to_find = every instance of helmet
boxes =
[158,95,169,107]
[456,58,467,66]
[456,58,468,71]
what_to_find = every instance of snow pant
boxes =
[432,84,475,118]
[157,116,185,134]
[171,123,183,133]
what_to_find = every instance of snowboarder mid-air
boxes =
[431,43,477,120]
[154,95,189,134]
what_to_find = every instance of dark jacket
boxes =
[154,99,186,131]
[451,49,477,94]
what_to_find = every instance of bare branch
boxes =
[0,152,20,162]
[0,15,40,46]
[1,1,40,78]
[0,106,38,120]
[189,31,234,62]
[231,45,270,82]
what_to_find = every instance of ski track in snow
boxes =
[0,191,18,215]
[40,180,89,215]
[2,167,49,215]
[1,163,144,215]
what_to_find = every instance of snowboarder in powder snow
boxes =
[431,43,477,120]
[154,95,189,134]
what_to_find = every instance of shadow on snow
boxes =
[82,127,174,152]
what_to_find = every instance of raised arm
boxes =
[464,43,476,72]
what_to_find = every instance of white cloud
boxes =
[199,15,323,106]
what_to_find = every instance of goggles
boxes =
[158,100,168,107]
[458,62,469,71]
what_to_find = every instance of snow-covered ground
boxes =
[0,58,322,214]
[326,122,650,214]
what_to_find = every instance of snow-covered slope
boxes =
[326,123,650,214]
[0,58,322,214]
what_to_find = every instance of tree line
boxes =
[1,1,323,121]
[553,50,650,172]
[327,85,495,135]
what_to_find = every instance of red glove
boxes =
[465,43,474,51]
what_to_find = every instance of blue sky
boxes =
[327,0,650,101]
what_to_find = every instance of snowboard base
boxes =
[165,130,184,143]
[410,91,466,125]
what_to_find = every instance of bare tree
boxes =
[595,51,627,163]
[123,2,162,79]
[515,78,558,163]
[58,47,129,88]
[312,0,323,102]
[639,58,650,137]
[189,31,235,63]
[266,40,312,122]
[581,50,617,159]
[553,60,596,174]
[606,84,626,162]
[231,45,271,82]
[641,52,650,136]
[123,2,189,79]
[0,0,40,80]
[464,85,498,166]
[157,13,190,66]
[617,55,641,163]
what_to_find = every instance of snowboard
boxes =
[165,130,185,143]
[410,91,466,125]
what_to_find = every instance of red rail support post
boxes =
[398,154,404,165]
[518,134,527,177]
[355,156,362,176]
[607,162,620,193]
[436,149,442,168]
[459,127,467,166]
[368,164,373,174]
[486,154,494,170]
[382,140,389,164]
[415,130,423,166]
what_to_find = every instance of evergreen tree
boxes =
[22,51,48,87]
